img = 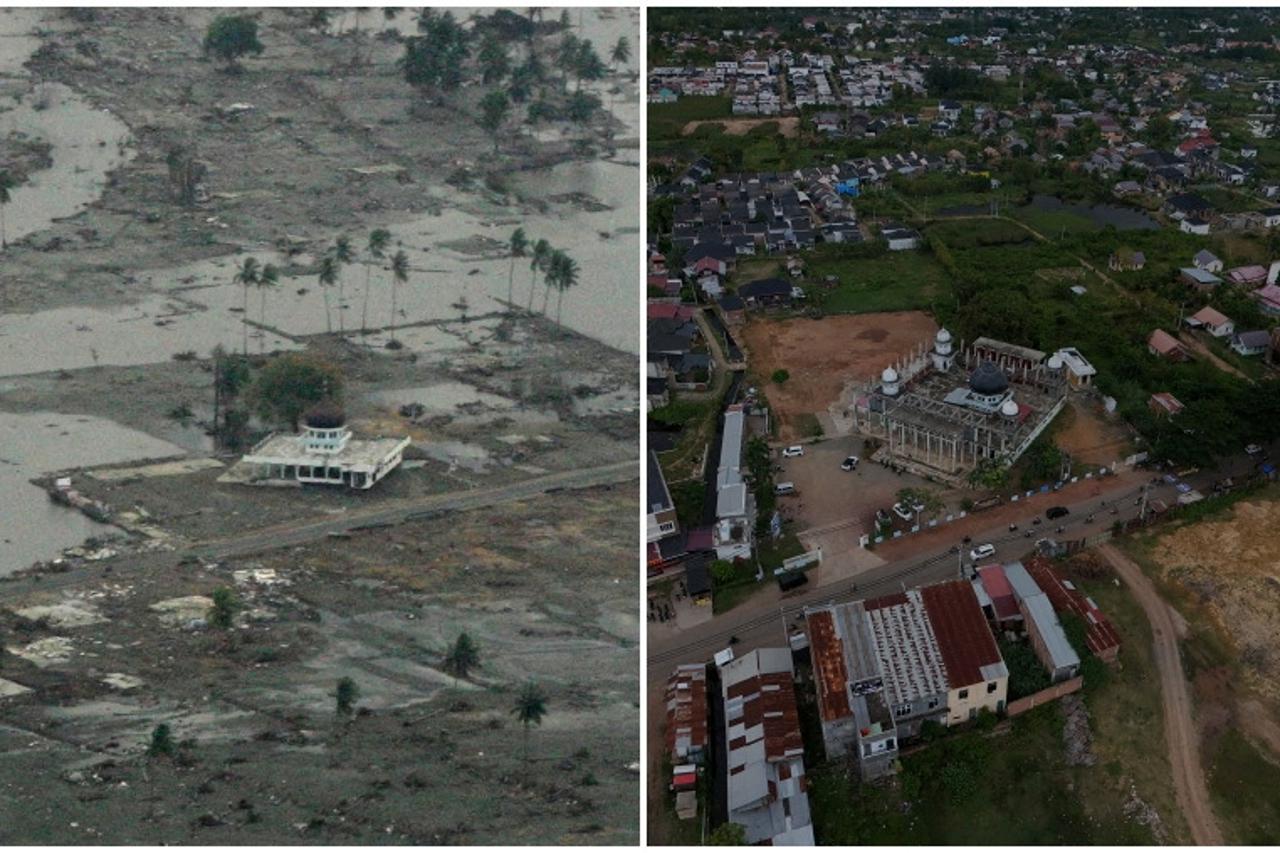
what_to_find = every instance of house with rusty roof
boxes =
[665,663,709,766]
[719,648,814,845]
[1147,328,1189,361]
[804,579,1008,780]
[1022,555,1121,662]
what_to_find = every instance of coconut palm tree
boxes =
[540,248,564,316]
[389,248,409,344]
[551,251,578,330]
[232,257,260,355]
[256,263,279,353]
[507,227,528,308]
[362,228,392,338]
[0,169,14,249]
[317,255,338,333]
[609,35,630,71]
[510,680,547,766]
[330,236,355,333]
[526,238,551,312]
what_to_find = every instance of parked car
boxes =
[892,502,915,522]
[840,455,860,471]
[781,445,804,458]
[775,482,797,496]
[1246,443,1263,456]
[1046,506,1070,520]
[875,508,892,526]
[969,543,996,562]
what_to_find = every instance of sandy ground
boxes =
[680,116,799,137]
[1147,499,1280,706]
[1053,396,1136,467]
[0,485,639,845]
[738,312,938,441]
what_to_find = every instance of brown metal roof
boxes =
[664,664,709,763]
[1024,556,1122,659]
[806,610,853,723]
[920,580,1004,688]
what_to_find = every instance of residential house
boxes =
[1053,347,1097,389]
[1227,265,1269,287]
[882,223,922,251]
[1149,392,1185,417]
[1262,208,1280,229]
[1148,329,1189,361]
[1002,562,1082,683]
[1164,192,1211,221]
[1180,215,1211,236]
[1231,329,1271,357]
[720,648,814,846]
[717,293,746,327]
[738,277,793,309]
[1023,556,1120,662]
[1179,267,1222,292]
[1108,248,1146,271]
[1193,249,1223,273]
[1253,284,1280,316]
[714,406,753,560]
[665,664,709,766]
[647,450,679,546]
[1186,306,1234,338]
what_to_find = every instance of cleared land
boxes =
[1052,397,1135,467]
[738,311,937,441]
[680,116,799,137]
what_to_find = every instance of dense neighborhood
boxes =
[648,7,1280,847]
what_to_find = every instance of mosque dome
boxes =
[969,360,1009,396]
[936,328,952,344]
[1000,398,1020,418]
[881,366,899,383]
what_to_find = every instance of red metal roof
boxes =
[977,564,1021,621]
[1023,555,1121,660]
[665,664,709,763]
[806,610,853,723]
[920,580,1004,687]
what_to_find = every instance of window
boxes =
[987,681,997,694]
[886,738,896,750]
[659,521,676,534]
[895,704,911,717]
[958,689,969,700]
[927,698,938,709]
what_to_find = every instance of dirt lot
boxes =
[1053,396,1136,467]
[0,484,638,845]
[1146,497,1280,707]
[738,312,938,441]
[681,116,799,137]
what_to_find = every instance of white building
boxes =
[240,410,409,490]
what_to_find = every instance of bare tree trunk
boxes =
[361,265,372,337]
[390,282,399,342]
[527,271,538,312]
[242,283,250,355]
[337,277,345,333]
[322,287,333,333]
[259,286,268,354]
[507,257,516,307]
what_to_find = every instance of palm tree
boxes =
[526,238,551,312]
[541,248,564,316]
[331,236,355,333]
[256,263,279,353]
[551,251,578,329]
[232,257,260,355]
[444,632,479,684]
[389,248,409,344]
[0,169,14,249]
[317,255,338,333]
[510,680,547,766]
[362,228,392,337]
[507,227,528,308]
[609,35,630,71]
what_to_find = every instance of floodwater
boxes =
[0,412,185,577]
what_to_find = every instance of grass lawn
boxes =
[755,528,805,573]
[1208,729,1280,845]
[648,95,732,139]
[1009,205,1104,237]
[804,249,953,314]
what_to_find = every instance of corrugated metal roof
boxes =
[919,581,1007,688]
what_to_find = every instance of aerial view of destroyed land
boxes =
[0,5,640,845]
[647,6,1280,847]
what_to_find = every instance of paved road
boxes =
[1098,543,1224,846]
[2,460,638,597]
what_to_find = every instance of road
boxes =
[1098,543,1225,846]
[2,459,638,597]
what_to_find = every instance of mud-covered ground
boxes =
[0,483,638,845]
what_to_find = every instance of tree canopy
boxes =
[249,353,344,431]
[203,15,264,69]
[401,11,470,98]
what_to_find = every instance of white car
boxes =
[1246,443,1263,456]
[969,543,996,562]
[892,502,915,522]
[781,445,804,458]
[840,455,860,471]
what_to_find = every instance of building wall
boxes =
[945,675,1007,725]
[1006,676,1083,717]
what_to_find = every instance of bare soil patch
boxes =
[1054,396,1135,466]
[681,116,799,137]
[738,311,937,441]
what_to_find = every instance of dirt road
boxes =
[1097,543,1225,846]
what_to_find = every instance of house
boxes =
[714,406,753,560]
[1113,179,1143,196]
[1003,562,1081,684]
[1108,248,1145,271]
[881,223,921,251]
[720,648,814,846]
[1231,329,1272,357]
[738,277,793,308]
[805,580,1009,781]
[1262,208,1280,228]
[1253,284,1280,316]
[938,99,962,122]
[1193,249,1223,273]
[1186,306,1234,338]
[1180,215,1211,236]
[1227,265,1269,287]
[1147,329,1189,361]
[1164,192,1211,220]
[1023,555,1120,662]
[647,369,670,411]
[717,292,745,327]
[239,407,409,490]
[1149,392,1185,417]
[1053,347,1097,389]
[665,664,709,765]
[1179,267,1222,292]
[647,450,679,545]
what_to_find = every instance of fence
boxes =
[1006,675,1083,717]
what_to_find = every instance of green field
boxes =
[804,246,954,315]
[1208,729,1280,844]
[648,95,733,139]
